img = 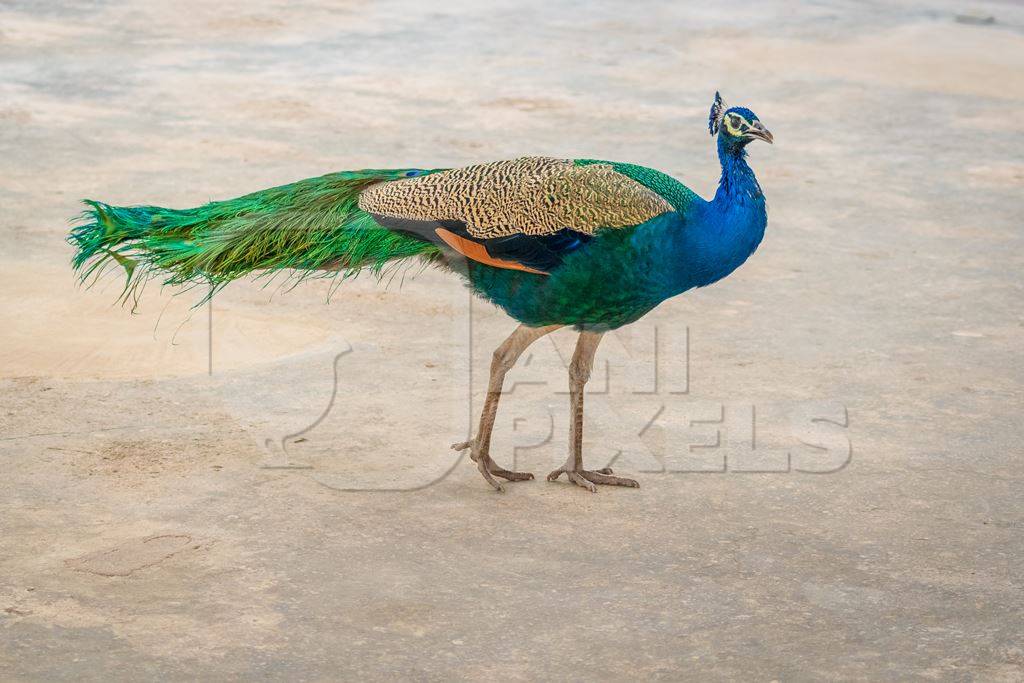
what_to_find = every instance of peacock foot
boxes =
[451,440,535,492]
[546,466,639,492]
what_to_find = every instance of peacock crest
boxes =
[708,91,727,136]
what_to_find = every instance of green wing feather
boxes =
[574,159,698,212]
[69,169,444,304]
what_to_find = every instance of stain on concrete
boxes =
[65,535,196,577]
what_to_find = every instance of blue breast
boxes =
[632,194,766,302]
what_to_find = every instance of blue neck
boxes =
[650,135,768,296]
[713,136,764,208]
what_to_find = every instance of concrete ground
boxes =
[2,0,1023,680]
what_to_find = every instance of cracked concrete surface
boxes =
[2,0,1023,680]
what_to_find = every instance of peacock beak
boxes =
[746,125,773,144]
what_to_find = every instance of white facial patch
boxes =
[723,113,753,137]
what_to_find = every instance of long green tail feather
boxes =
[68,168,443,304]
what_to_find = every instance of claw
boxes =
[457,437,533,490]
[477,458,506,492]
[546,466,638,491]
[579,469,639,488]
[452,439,481,463]
[490,466,534,482]
[566,471,598,492]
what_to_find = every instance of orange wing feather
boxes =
[434,228,548,275]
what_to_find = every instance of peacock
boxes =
[69,92,773,492]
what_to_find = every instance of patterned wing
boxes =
[357,157,673,274]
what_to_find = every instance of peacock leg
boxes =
[547,330,639,491]
[452,323,562,491]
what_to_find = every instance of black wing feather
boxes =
[370,213,591,273]
[483,229,592,272]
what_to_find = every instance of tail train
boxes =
[68,168,444,303]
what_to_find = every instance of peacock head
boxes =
[708,92,773,148]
